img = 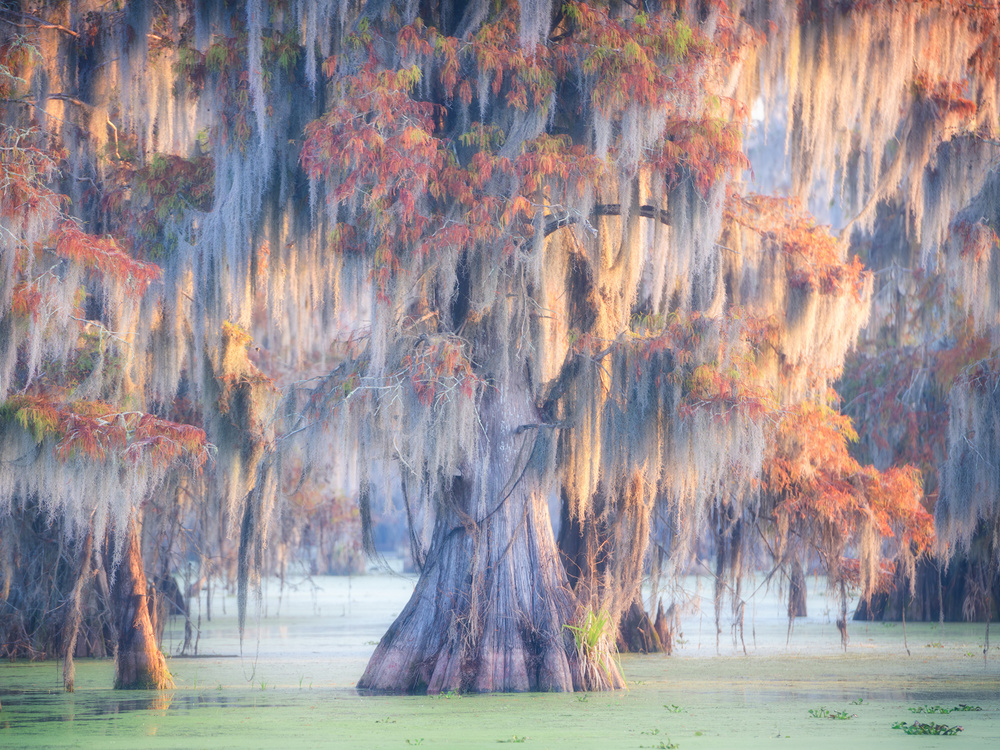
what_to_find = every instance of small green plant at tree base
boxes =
[563,609,622,686]
[893,721,963,735]
[664,704,683,713]
[851,698,864,705]
[577,694,589,703]
[497,737,527,744]
[809,707,854,720]
[564,610,611,653]
[641,728,662,735]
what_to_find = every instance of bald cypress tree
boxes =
[4,0,998,693]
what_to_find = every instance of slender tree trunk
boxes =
[359,372,623,693]
[108,521,173,690]
[788,556,808,619]
[63,530,93,692]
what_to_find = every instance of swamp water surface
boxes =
[2,572,998,749]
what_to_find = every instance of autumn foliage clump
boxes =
[764,402,932,613]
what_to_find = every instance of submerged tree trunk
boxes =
[359,373,623,693]
[617,597,665,654]
[788,557,808,619]
[854,554,1000,623]
[108,521,173,690]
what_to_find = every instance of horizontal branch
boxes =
[514,420,571,434]
[544,203,671,236]
[0,11,79,38]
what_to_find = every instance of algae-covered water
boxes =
[2,572,998,749]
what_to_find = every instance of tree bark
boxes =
[62,530,93,692]
[788,557,808,619]
[854,554,1000,623]
[654,600,674,655]
[358,372,623,693]
[617,597,664,654]
[107,521,173,690]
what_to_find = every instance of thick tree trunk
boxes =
[359,374,623,693]
[557,496,609,603]
[108,521,173,690]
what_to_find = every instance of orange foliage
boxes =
[301,60,446,296]
[514,133,605,194]
[726,193,870,298]
[301,3,747,302]
[764,402,932,593]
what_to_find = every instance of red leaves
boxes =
[302,49,612,296]
[912,74,978,122]
[653,117,750,196]
[0,126,62,225]
[3,395,209,471]
[952,218,998,262]
[514,133,604,194]
[559,1,710,117]
[52,222,162,295]
[400,337,481,407]
[11,284,42,318]
[300,62,449,294]
[473,12,555,111]
[300,63,442,206]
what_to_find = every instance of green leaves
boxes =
[893,721,963,735]
[808,707,855,720]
